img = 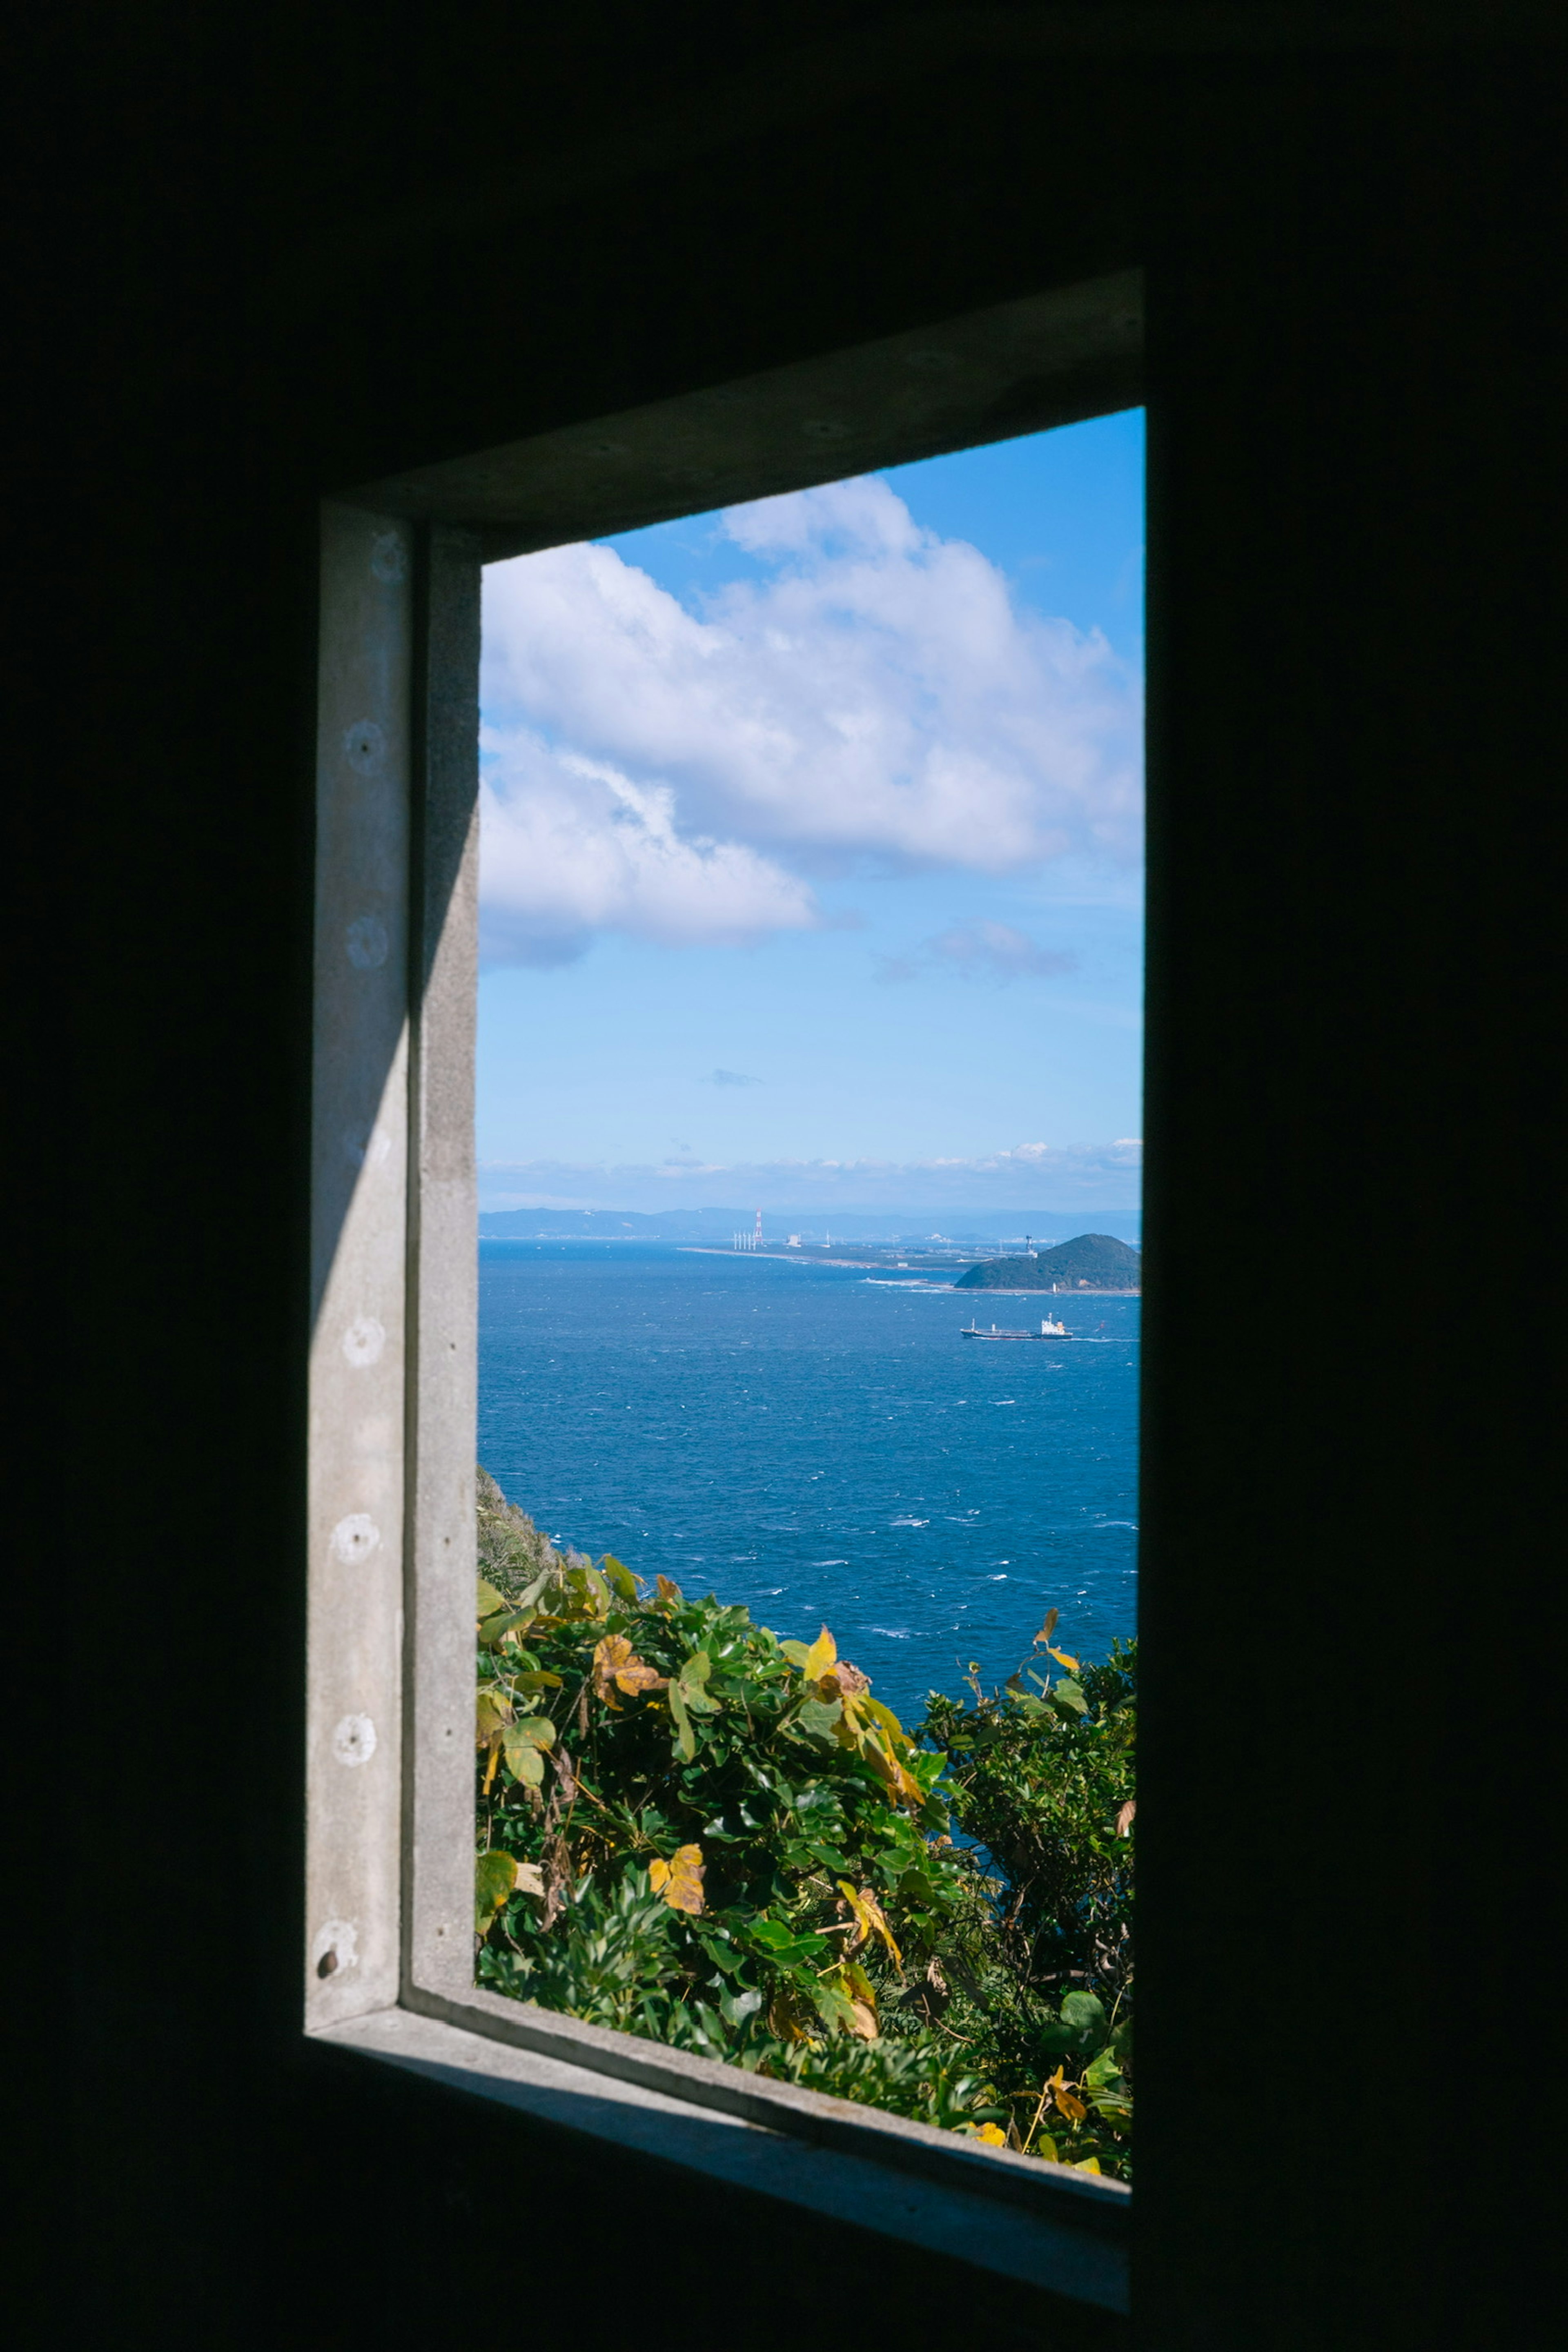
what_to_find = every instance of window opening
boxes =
[470,418,1143,2175]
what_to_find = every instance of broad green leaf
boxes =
[1051,1677,1090,1716]
[601,1553,640,1602]
[748,1916,829,1967]
[1060,1991,1107,2040]
[675,1650,719,1713]
[1083,2045,1122,2091]
[668,1681,697,1762]
[480,1606,536,1648]
[793,1695,843,1742]
[511,1566,558,1615]
[501,1715,554,1785]
[811,1978,859,2035]
[476,1579,507,1618]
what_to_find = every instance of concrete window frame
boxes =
[305,272,1141,2325]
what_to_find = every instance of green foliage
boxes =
[915,1613,1136,2172]
[954,1232,1141,1290]
[474,1471,1134,2175]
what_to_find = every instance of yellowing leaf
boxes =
[1047,2066,1088,2123]
[1073,2157,1103,2174]
[864,1731,926,1809]
[475,1849,520,1931]
[837,1879,902,1970]
[971,2123,1007,2146]
[768,1987,816,2044]
[591,1633,668,1708]
[476,1579,507,1619]
[474,1688,514,1742]
[655,1574,684,1609]
[1047,1645,1082,1672]
[824,1958,879,2040]
[648,1842,705,1914]
[801,1625,838,1685]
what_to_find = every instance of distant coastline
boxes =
[681,1246,911,1272]
[680,1229,1143,1293]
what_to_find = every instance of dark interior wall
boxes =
[13,9,1563,2346]
[1139,52,1565,2347]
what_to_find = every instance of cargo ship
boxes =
[962,1315,1071,1340]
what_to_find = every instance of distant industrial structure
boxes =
[732,1209,765,1252]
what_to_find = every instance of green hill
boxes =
[954,1232,1142,1291]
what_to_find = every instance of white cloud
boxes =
[477,1136,1142,1213]
[877,919,1077,985]
[479,477,1141,962]
[479,732,818,964]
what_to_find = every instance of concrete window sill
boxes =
[315,1999,1129,2314]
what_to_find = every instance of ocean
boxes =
[477,1240,1139,1728]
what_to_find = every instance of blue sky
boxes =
[477,411,1144,1215]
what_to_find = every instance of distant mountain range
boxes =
[479,1205,1142,1246]
[954,1233,1143,1291]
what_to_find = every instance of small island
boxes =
[954,1232,1141,1292]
